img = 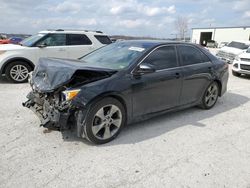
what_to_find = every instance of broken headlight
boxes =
[62,89,81,101]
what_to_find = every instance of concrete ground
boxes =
[0,66,250,188]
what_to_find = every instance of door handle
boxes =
[175,72,180,79]
[208,67,215,74]
[58,48,66,51]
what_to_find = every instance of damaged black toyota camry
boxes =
[23,40,229,144]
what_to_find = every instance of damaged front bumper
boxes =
[23,91,74,131]
[23,91,89,138]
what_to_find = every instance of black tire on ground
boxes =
[200,81,219,110]
[5,61,32,83]
[84,97,126,144]
[232,70,241,77]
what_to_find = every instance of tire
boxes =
[5,61,32,83]
[200,81,219,110]
[232,70,241,77]
[84,97,126,144]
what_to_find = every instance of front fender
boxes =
[71,75,132,122]
[72,89,129,110]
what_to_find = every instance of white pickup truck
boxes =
[216,40,250,64]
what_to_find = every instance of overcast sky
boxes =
[1,0,250,38]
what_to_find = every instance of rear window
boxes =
[67,34,92,45]
[94,35,112,44]
[178,45,210,66]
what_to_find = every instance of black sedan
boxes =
[23,40,229,144]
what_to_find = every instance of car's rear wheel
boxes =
[200,81,219,109]
[84,97,126,144]
[5,61,32,83]
[232,70,241,77]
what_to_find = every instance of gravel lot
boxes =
[0,65,250,188]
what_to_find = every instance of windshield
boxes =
[227,41,249,50]
[20,33,46,47]
[247,48,250,53]
[80,42,150,70]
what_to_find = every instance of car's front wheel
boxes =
[200,81,219,109]
[84,97,126,144]
[5,61,32,83]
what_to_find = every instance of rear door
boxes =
[131,45,183,116]
[66,34,95,59]
[177,45,213,105]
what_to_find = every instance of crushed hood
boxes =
[31,58,116,92]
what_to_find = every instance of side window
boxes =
[178,45,210,66]
[143,46,178,70]
[37,34,66,46]
[67,34,92,45]
[94,35,112,44]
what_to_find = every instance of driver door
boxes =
[35,33,68,60]
[131,45,182,117]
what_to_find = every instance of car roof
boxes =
[116,39,196,47]
[38,30,107,35]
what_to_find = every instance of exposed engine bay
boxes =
[23,90,72,130]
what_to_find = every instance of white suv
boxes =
[0,29,112,83]
[232,47,250,77]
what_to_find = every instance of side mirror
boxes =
[37,43,47,48]
[135,63,156,75]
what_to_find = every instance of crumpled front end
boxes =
[22,57,116,136]
[23,90,73,130]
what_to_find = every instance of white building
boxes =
[191,26,250,46]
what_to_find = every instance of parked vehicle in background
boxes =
[232,47,250,77]
[218,42,228,48]
[9,37,23,44]
[0,34,7,39]
[206,40,218,48]
[0,29,112,83]
[0,34,8,44]
[216,40,250,64]
[0,37,23,45]
[0,39,9,44]
[0,35,8,44]
[23,40,229,144]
